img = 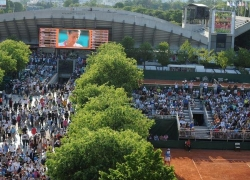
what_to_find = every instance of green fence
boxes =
[150,140,250,150]
[149,119,179,140]
[144,70,250,83]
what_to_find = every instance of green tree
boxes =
[121,36,135,58]
[47,128,174,180]
[71,83,112,107]
[121,36,135,49]
[76,42,143,93]
[7,35,19,41]
[0,40,31,73]
[139,42,154,69]
[170,9,182,24]
[114,2,124,8]
[14,2,24,12]
[100,145,176,180]
[63,0,72,7]
[63,0,79,7]
[0,50,17,73]
[70,85,153,138]
[216,51,229,70]
[236,48,250,67]
[156,41,171,67]
[177,40,196,63]
[224,48,237,65]
[197,48,216,63]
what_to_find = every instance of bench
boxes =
[235,143,241,151]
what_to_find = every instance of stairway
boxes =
[191,99,204,113]
[193,126,211,139]
[183,109,191,123]
[206,110,214,128]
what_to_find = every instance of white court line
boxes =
[210,159,250,161]
[195,162,247,165]
[192,159,203,180]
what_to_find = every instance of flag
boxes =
[227,1,230,6]
[232,1,236,6]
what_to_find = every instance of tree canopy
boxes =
[156,41,171,66]
[75,42,143,93]
[46,42,175,180]
[0,49,16,73]
[0,39,31,72]
[69,85,153,138]
[100,145,176,180]
[178,40,196,63]
[47,128,174,180]
[216,51,229,70]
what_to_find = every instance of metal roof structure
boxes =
[0,7,249,50]
[0,7,208,50]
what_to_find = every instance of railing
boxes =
[176,113,180,139]
[188,102,193,123]
[179,128,250,142]
[151,115,176,119]
[203,104,209,127]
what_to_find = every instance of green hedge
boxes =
[144,70,250,83]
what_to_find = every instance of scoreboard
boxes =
[39,28,57,48]
[39,28,109,49]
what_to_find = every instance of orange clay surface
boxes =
[161,148,250,180]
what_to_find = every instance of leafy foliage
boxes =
[76,42,143,93]
[100,145,176,180]
[177,40,196,63]
[156,41,171,66]
[197,48,216,63]
[47,128,156,180]
[69,85,153,138]
[0,50,17,73]
[215,51,229,70]
[139,42,154,68]
[0,39,31,72]
[236,48,250,67]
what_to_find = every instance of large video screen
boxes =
[39,28,109,49]
[213,11,233,34]
[0,0,6,8]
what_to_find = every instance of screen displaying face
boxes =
[39,28,109,49]
[57,29,90,48]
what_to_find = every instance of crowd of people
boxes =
[0,51,84,179]
[133,79,250,140]
[202,82,250,139]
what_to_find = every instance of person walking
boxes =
[164,148,171,166]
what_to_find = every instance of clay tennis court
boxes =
[161,148,250,180]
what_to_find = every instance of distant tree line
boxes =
[120,36,250,72]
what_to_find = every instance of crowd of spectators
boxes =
[0,50,85,179]
[132,81,200,140]
[133,79,250,140]
[202,82,250,139]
